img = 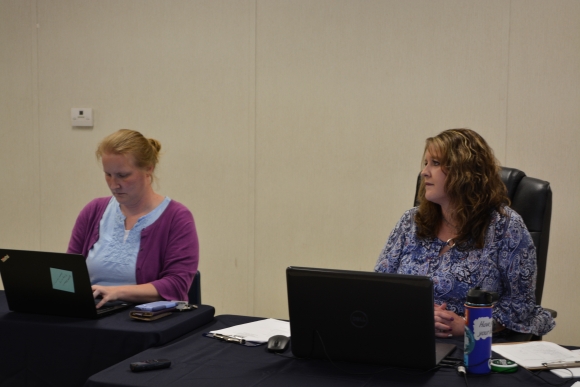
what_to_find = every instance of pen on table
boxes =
[213,333,246,345]
[543,360,580,368]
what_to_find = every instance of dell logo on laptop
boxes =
[350,311,368,328]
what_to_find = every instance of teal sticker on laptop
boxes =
[50,268,75,293]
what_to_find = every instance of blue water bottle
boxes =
[463,287,498,374]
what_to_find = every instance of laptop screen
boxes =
[0,249,129,319]
[286,266,454,369]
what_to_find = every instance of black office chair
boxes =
[414,167,556,339]
[187,271,201,305]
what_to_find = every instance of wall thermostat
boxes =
[71,108,93,127]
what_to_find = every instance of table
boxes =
[0,291,215,387]
[86,315,578,387]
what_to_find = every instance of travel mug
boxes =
[463,287,498,374]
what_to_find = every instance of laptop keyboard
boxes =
[95,300,130,315]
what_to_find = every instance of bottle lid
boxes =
[466,287,499,305]
[490,359,518,373]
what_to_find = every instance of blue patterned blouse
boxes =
[374,206,555,336]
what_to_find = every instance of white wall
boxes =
[1,0,578,344]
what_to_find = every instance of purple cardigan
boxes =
[67,197,199,302]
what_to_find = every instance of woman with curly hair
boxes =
[374,129,554,339]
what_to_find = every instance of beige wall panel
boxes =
[0,0,40,290]
[254,0,510,319]
[1,0,577,344]
[33,0,255,314]
[506,0,580,345]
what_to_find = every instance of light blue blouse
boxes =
[86,197,171,286]
[374,206,555,336]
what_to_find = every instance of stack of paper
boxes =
[209,318,290,343]
[492,341,580,371]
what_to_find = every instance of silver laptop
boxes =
[0,249,130,319]
[286,266,456,369]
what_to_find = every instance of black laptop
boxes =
[0,249,130,319]
[286,267,456,369]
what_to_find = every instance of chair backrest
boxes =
[187,271,201,305]
[413,167,552,304]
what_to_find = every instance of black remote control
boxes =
[129,359,171,372]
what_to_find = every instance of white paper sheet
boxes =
[209,318,290,343]
[492,342,580,369]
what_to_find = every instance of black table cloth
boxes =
[0,291,215,387]
[86,314,577,387]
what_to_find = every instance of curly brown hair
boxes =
[415,128,509,249]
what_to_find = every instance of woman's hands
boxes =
[434,302,465,338]
[92,283,162,309]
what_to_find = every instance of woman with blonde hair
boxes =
[375,128,554,339]
[68,129,198,308]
